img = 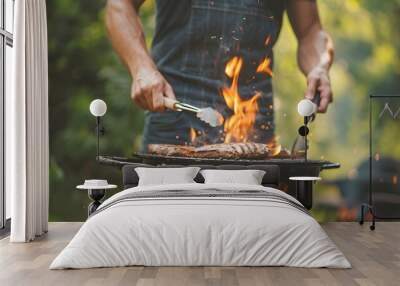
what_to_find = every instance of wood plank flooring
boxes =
[0,222,399,286]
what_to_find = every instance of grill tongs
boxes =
[164,97,224,127]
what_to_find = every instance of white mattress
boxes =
[50,183,351,269]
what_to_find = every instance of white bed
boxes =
[50,183,351,269]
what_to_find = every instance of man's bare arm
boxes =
[105,0,175,112]
[287,0,334,112]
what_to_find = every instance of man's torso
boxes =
[142,0,285,150]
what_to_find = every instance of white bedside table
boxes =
[77,180,117,216]
[289,176,321,210]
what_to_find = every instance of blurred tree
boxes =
[47,0,155,220]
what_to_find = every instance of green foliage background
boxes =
[47,0,400,221]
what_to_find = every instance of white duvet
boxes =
[50,183,350,269]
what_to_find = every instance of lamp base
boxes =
[87,189,105,216]
[295,180,313,210]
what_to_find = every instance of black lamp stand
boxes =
[88,189,106,216]
[95,116,105,161]
[298,119,310,162]
[301,92,320,162]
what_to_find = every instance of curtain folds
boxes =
[8,0,49,242]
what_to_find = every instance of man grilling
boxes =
[105,0,334,152]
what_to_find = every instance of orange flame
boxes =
[190,128,197,145]
[256,57,273,77]
[221,56,261,143]
[266,136,282,157]
[189,54,279,148]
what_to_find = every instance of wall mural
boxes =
[47,1,400,222]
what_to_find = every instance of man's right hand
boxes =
[131,68,176,112]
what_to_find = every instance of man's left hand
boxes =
[304,67,333,113]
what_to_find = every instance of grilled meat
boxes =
[147,144,195,157]
[148,143,270,159]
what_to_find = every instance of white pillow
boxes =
[135,167,200,186]
[200,169,266,185]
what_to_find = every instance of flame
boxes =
[225,56,242,79]
[189,54,280,148]
[221,56,261,143]
[190,128,196,145]
[266,136,282,157]
[256,57,273,77]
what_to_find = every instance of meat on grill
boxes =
[147,144,195,157]
[195,143,270,158]
[147,143,270,159]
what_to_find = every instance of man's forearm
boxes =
[297,26,334,76]
[286,0,334,75]
[105,0,155,77]
[105,0,175,111]
[287,0,334,112]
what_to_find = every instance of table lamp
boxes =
[295,98,318,162]
[89,99,107,160]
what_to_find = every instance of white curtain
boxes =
[7,0,49,242]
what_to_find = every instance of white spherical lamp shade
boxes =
[297,99,317,117]
[89,99,107,117]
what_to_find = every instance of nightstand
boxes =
[77,180,117,216]
[289,176,321,210]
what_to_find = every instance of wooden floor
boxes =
[0,222,399,286]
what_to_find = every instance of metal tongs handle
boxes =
[164,97,201,113]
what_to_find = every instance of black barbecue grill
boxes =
[90,93,339,209]
[99,153,339,169]
[98,154,340,209]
